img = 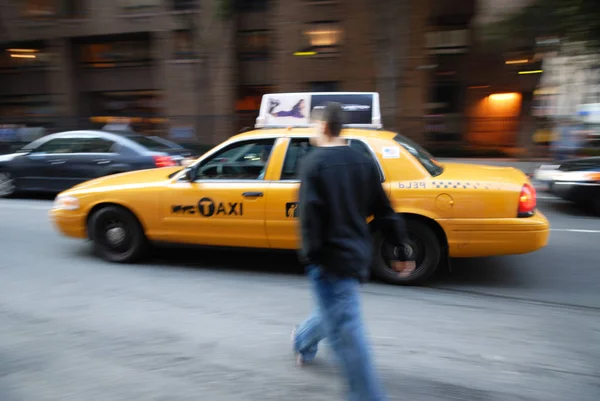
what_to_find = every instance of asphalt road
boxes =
[0,193,599,401]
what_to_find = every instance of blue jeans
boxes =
[293,265,387,401]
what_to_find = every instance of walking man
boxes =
[292,102,415,400]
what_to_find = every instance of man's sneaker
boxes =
[291,326,304,367]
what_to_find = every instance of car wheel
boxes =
[88,205,148,263]
[0,170,16,198]
[372,219,442,285]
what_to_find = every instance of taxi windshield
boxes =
[393,134,443,177]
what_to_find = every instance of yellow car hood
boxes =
[438,162,528,184]
[68,167,182,193]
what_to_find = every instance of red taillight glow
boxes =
[518,183,536,216]
[153,155,176,168]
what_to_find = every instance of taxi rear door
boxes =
[264,137,310,250]
[161,138,280,248]
[264,137,386,250]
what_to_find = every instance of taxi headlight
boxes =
[53,195,80,211]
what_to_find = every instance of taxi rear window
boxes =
[393,134,443,177]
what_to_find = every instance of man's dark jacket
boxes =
[298,145,410,282]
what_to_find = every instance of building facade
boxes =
[1,0,531,151]
[0,0,438,145]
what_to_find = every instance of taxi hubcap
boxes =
[0,173,15,196]
[382,237,423,274]
[396,243,415,260]
[106,226,126,245]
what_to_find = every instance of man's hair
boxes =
[320,102,344,137]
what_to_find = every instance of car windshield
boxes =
[126,135,174,151]
[393,134,443,177]
[148,136,184,149]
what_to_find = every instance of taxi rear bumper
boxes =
[49,209,88,239]
[438,211,550,258]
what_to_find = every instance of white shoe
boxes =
[291,326,304,367]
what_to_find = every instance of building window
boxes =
[236,85,277,130]
[236,85,276,112]
[90,90,162,118]
[88,90,164,135]
[303,21,343,54]
[236,0,269,12]
[309,81,340,92]
[61,0,86,18]
[80,41,152,68]
[174,30,195,59]
[0,95,56,119]
[21,0,57,18]
[171,0,197,11]
[238,30,271,60]
[0,48,50,71]
[119,0,161,9]
[429,82,462,114]
[426,29,469,55]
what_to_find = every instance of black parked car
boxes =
[534,157,600,214]
[0,130,193,197]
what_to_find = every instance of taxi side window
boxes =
[196,138,276,180]
[348,139,384,181]
[281,138,313,180]
[280,138,382,180]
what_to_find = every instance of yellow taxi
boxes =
[50,92,550,285]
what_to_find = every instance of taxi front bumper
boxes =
[438,211,550,258]
[49,208,88,239]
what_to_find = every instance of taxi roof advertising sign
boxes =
[255,92,382,129]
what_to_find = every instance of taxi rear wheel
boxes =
[372,220,442,285]
[88,205,148,263]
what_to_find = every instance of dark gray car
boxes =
[0,130,192,197]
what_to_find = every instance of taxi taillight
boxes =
[153,155,176,168]
[518,183,536,217]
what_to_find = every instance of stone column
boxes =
[272,1,303,92]
[151,30,170,137]
[209,19,236,144]
[396,0,431,142]
[47,39,77,130]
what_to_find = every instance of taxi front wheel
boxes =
[88,205,148,263]
[372,220,442,286]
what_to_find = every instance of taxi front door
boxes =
[160,137,278,248]
[162,180,269,248]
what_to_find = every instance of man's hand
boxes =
[392,260,416,278]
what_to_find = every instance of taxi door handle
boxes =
[49,159,66,165]
[242,192,263,198]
